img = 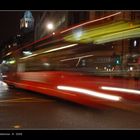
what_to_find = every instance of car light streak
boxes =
[6,52,12,56]
[20,54,38,60]
[61,12,122,33]
[20,44,78,60]
[101,86,140,95]
[57,86,121,101]
[43,44,78,54]
[2,75,7,78]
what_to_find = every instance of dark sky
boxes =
[0,11,42,42]
[0,11,23,41]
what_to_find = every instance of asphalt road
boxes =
[0,85,140,130]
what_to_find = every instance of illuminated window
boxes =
[25,22,28,28]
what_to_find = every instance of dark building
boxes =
[67,11,89,26]
[34,11,68,40]
[34,11,90,40]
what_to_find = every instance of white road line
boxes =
[0,98,33,103]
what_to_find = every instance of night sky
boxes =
[0,11,23,41]
[0,11,42,42]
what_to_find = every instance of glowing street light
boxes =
[46,23,54,30]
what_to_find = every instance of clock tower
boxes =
[20,11,34,33]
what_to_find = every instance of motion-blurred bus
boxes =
[1,12,140,109]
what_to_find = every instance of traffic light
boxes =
[115,56,121,65]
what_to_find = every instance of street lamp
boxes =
[46,22,54,30]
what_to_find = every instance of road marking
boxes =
[0,97,55,103]
[0,98,33,103]
[13,125,21,129]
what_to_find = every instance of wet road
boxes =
[1,85,140,129]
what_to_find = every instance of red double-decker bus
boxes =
[1,12,140,109]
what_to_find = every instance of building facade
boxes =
[20,11,34,33]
